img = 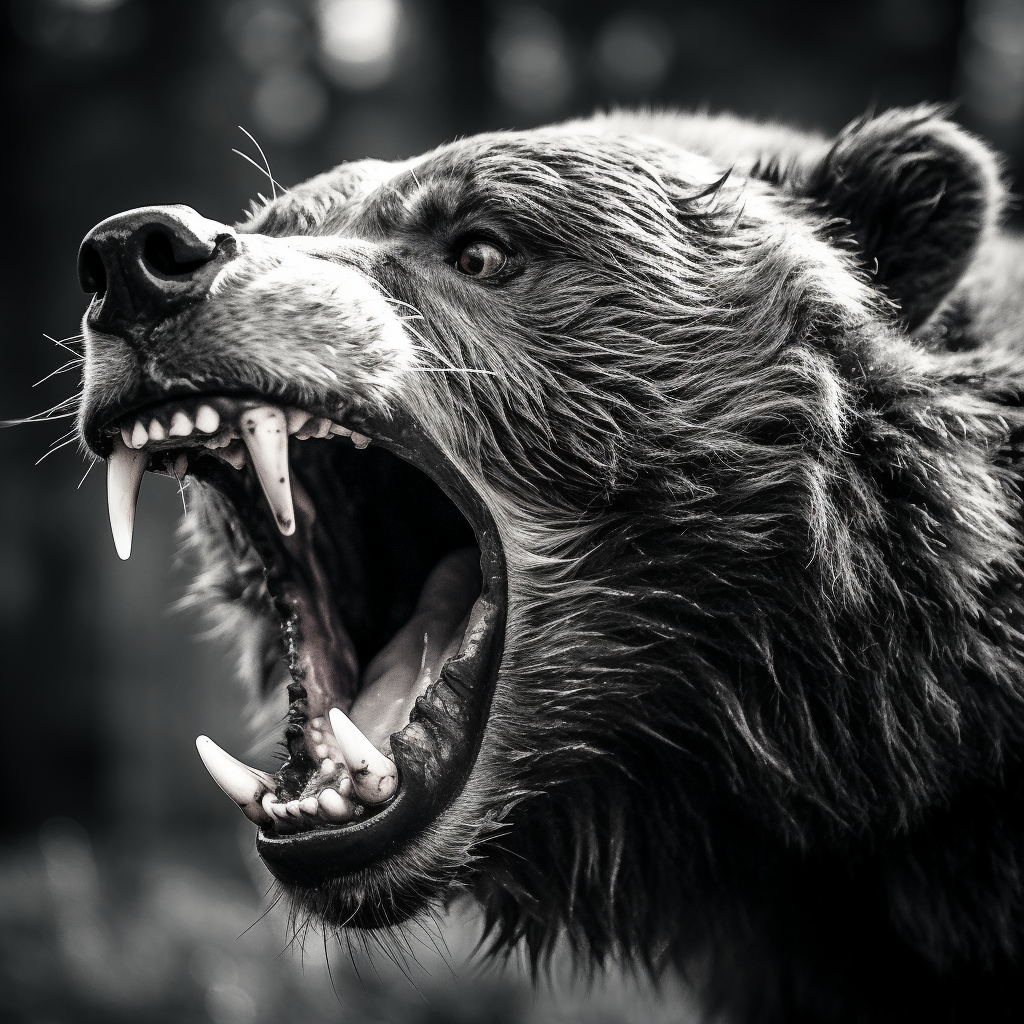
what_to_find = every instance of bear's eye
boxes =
[456,240,506,278]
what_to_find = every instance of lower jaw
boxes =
[195,415,508,889]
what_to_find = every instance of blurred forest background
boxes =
[2,0,1023,1021]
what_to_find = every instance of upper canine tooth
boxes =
[131,420,149,449]
[195,405,220,434]
[195,735,275,826]
[328,707,397,804]
[240,405,295,536]
[148,418,167,442]
[120,423,135,449]
[169,411,194,437]
[107,436,148,560]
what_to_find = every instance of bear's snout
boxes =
[78,205,237,342]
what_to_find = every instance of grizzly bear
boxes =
[76,106,1024,1022]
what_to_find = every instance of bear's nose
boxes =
[78,205,237,339]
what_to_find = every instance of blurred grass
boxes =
[0,818,698,1024]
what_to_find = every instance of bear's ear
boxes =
[800,107,1002,330]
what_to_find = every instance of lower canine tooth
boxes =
[107,436,149,560]
[328,707,397,804]
[240,405,295,536]
[195,736,274,826]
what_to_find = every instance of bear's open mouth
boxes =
[90,393,506,887]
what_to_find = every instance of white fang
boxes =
[106,435,149,560]
[239,405,295,536]
[195,735,275,826]
[328,707,398,804]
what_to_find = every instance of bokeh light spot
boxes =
[251,67,329,144]
[594,12,673,96]
[317,0,403,90]
[490,6,573,115]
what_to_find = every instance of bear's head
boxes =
[76,106,1022,968]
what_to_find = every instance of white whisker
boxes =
[35,433,79,465]
[235,125,289,200]
[77,459,97,489]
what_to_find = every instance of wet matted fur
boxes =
[77,107,1024,1023]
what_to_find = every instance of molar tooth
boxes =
[148,418,167,442]
[310,418,332,439]
[286,409,312,435]
[131,420,149,449]
[107,436,149,560]
[328,707,397,804]
[318,788,356,822]
[195,736,274,826]
[195,404,220,434]
[169,411,194,437]
[350,431,370,449]
[239,405,295,536]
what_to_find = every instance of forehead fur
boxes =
[246,128,737,244]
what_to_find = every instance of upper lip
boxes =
[83,389,508,888]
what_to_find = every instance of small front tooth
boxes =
[328,707,397,804]
[286,409,312,435]
[148,419,167,442]
[195,736,274,826]
[169,411,194,437]
[195,404,220,434]
[107,436,149,560]
[298,797,319,815]
[318,788,356,822]
[328,423,352,437]
[350,431,370,449]
[239,405,295,536]
[131,420,149,448]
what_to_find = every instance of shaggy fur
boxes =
[80,107,1024,1022]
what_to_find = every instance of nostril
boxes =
[141,229,214,278]
[79,244,107,296]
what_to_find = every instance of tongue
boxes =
[350,547,482,749]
